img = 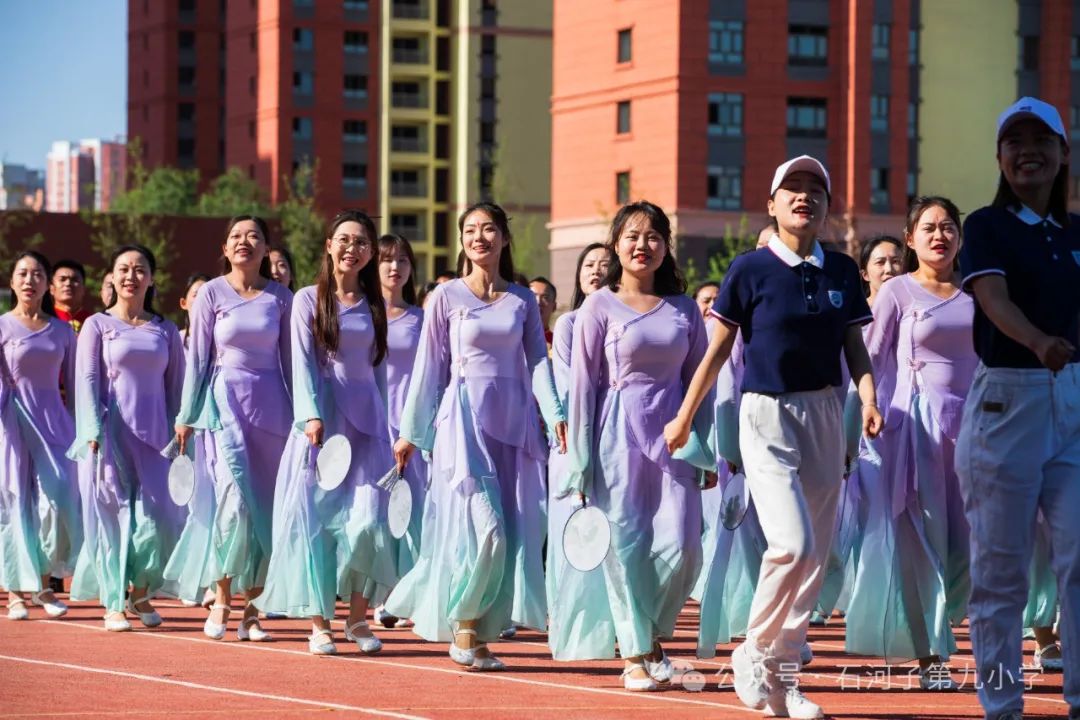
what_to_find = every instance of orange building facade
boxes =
[550,0,918,299]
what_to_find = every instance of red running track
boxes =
[0,597,1068,719]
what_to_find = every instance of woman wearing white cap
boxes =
[956,96,1080,720]
[666,155,882,719]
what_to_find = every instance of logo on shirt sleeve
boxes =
[827,290,844,308]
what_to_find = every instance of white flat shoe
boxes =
[345,620,382,654]
[200,589,215,609]
[32,591,68,618]
[126,596,162,628]
[104,612,132,632]
[622,662,658,692]
[643,643,673,683]
[238,615,272,642]
[203,604,230,640]
[7,598,29,621]
[471,654,505,671]
[308,627,337,655]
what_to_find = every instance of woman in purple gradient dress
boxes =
[1,251,79,621]
[68,245,185,631]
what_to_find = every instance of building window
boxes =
[390,213,423,241]
[294,0,315,6]
[786,97,827,138]
[391,125,425,152]
[707,166,742,210]
[392,80,424,108]
[872,23,890,60]
[908,102,918,139]
[617,28,632,63]
[393,36,425,64]
[391,169,424,197]
[908,29,919,66]
[907,170,917,203]
[1020,36,1039,71]
[709,20,744,65]
[178,103,195,122]
[293,28,313,51]
[616,101,631,135]
[292,117,312,140]
[1072,36,1080,70]
[178,66,196,90]
[178,30,195,50]
[344,0,368,10]
[248,120,256,139]
[344,30,368,53]
[343,163,368,189]
[870,95,889,133]
[788,25,827,66]
[343,119,368,142]
[293,71,313,94]
[871,168,889,211]
[708,93,743,137]
[616,171,630,205]
[1069,107,1080,141]
[344,74,367,99]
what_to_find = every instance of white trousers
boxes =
[739,388,844,668]
[956,363,1080,719]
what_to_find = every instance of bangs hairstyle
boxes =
[105,244,162,319]
[378,233,418,306]
[9,250,56,315]
[902,196,963,274]
[857,234,903,297]
[601,201,687,296]
[268,244,296,291]
[570,242,610,311]
[314,209,388,366]
[180,272,212,345]
[993,131,1070,227]
[221,215,273,279]
[456,201,516,283]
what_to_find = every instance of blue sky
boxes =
[0,2,126,168]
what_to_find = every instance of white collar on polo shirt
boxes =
[1012,204,1062,228]
[767,233,825,268]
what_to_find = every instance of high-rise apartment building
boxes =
[550,0,919,296]
[0,163,45,211]
[45,139,126,213]
[127,0,551,281]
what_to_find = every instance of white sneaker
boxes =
[344,620,381,654]
[237,615,272,642]
[765,686,823,719]
[104,612,132,632]
[799,643,813,667]
[31,591,68,618]
[919,664,957,691]
[731,641,769,709]
[1034,643,1064,672]
[203,604,230,640]
[7,598,29,621]
[126,596,162,628]
[308,627,337,655]
[622,662,658,692]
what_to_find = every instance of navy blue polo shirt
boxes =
[960,204,1080,368]
[711,235,872,394]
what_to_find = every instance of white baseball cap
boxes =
[997,97,1068,146]
[770,155,831,196]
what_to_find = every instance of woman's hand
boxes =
[304,419,324,447]
[555,421,568,454]
[88,440,99,454]
[862,404,884,439]
[174,424,193,456]
[663,415,691,454]
[701,470,719,490]
[394,438,416,475]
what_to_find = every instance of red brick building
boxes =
[550,0,917,299]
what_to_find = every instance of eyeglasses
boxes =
[332,236,371,251]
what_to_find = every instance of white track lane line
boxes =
[37,620,765,715]
[0,653,429,720]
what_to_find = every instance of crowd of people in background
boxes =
[2,96,1078,720]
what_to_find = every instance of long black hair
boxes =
[268,244,296,291]
[8,250,56,315]
[902,196,963,273]
[457,201,515,283]
[601,201,687,296]
[858,234,903,297]
[378,233,418,306]
[180,272,212,345]
[221,215,273,279]
[315,210,387,366]
[105,244,162,319]
[570,242,610,311]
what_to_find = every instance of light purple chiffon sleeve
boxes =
[164,321,185,426]
[671,300,717,474]
[398,285,451,453]
[563,298,605,498]
[61,323,77,416]
[289,288,321,429]
[68,316,104,459]
[522,288,565,429]
[175,285,216,428]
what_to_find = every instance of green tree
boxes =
[0,211,45,271]
[277,160,325,287]
[196,167,270,217]
[681,215,757,291]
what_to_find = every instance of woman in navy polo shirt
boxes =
[666,156,882,719]
[955,97,1080,720]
